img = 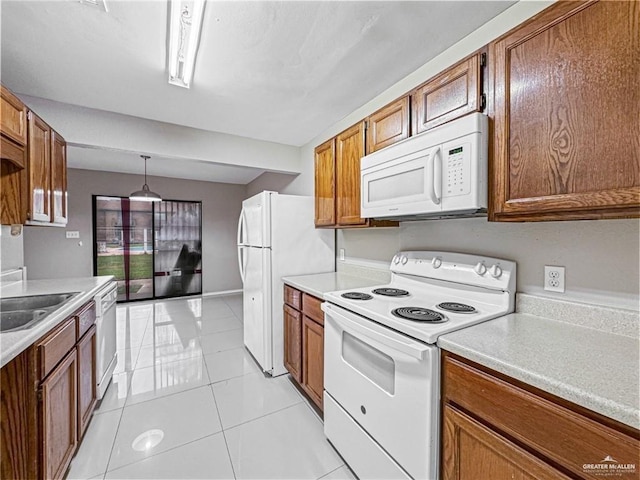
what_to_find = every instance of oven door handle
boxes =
[323,303,429,360]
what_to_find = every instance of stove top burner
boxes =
[341,292,373,300]
[372,288,410,297]
[391,307,448,323]
[436,302,477,314]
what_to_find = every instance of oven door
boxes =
[323,302,439,480]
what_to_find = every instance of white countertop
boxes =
[1,276,114,368]
[282,272,384,299]
[438,313,640,430]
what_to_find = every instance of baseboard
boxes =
[202,289,242,298]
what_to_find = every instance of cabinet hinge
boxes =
[480,93,486,111]
[480,52,486,68]
[37,389,42,402]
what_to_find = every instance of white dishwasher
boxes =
[94,282,118,399]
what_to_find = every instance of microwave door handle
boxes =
[324,304,428,360]
[428,146,441,205]
[434,147,442,203]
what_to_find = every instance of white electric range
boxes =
[322,251,516,480]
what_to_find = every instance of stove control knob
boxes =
[489,264,503,278]
[393,255,400,265]
[431,257,442,269]
[474,262,487,276]
[401,255,408,265]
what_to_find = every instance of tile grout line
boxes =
[104,431,227,476]
[101,405,126,478]
[221,401,306,433]
[210,384,238,480]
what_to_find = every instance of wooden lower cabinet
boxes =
[442,405,569,480]
[301,316,324,409]
[442,352,640,480]
[77,325,97,438]
[40,349,77,480]
[283,285,325,411]
[0,300,97,480]
[283,305,302,383]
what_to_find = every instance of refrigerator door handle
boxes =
[237,208,247,246]
[238,246,247,283]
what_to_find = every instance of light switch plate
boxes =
[66,231,80,239]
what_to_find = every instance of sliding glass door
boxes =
[93,196,202,302]
[154,200,202,298]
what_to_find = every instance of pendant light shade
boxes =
[130,155,162,202]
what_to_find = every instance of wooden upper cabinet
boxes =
[314,138,336,227]
[489,0,640,221]
[0,85,27,148]
[27,111,51,223]
[50,131,68,225]
[412,53,483,135]
[366,96,410,154]
[336,121,368,226]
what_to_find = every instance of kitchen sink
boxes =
[0,309,49,332]
[0,292,79,332]
[1,293,77,312]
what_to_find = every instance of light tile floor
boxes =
[66,294,355,480]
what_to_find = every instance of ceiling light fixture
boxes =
[168,0,206,88]
[130,155,162,202]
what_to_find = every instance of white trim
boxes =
[519,286,640,312]
[339,256,390,271]
[201,289,242,298]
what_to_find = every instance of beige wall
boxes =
[0,225,25,272]
[23,168,246,294]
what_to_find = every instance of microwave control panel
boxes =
[444,143,471,197]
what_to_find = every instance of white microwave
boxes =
[360,112,488,220]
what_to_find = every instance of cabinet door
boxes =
[0,85,27,147]
[412,53,482,135]
[301,316,324,410]
[40,349,77,480]
[77,325,97,439]
[27,111,51,223]
[50,131,67,225]
[336,121,367,226]
[442,405,570,480]
[314,138,336,227]
[489,0,640,221]
[366,96,410,154]
[283,305,302,383]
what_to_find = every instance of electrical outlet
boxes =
[66,231,80,239]
[544,265,565,293]
[339,248,345,261]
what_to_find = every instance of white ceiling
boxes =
[1,0,515,182]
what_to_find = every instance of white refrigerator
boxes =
[237,191,335,376]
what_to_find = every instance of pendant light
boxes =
[130,155,162,202]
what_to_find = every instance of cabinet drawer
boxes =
[302,293,323,326]
[443,355,639,479]
[75,301,96,339]
[284,284,302,310]
[38,317,76,380]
